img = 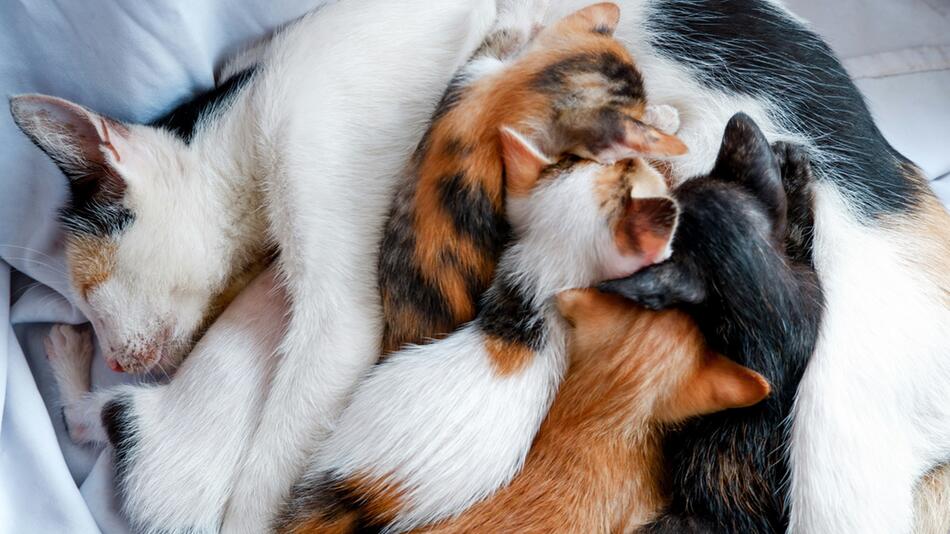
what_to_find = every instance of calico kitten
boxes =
[600,113,823,533]
[277,151,679,533]
[378,1,685,355]
[410,288,770,534]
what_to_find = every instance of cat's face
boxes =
[502,126,680,284]
[555,288,771,423]
[11,95,230,373]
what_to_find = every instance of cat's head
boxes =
[10,95,241,373]
[501,2,687,164]
[499,126,680,285]
[598,113,801,311]
[556,288,771,423]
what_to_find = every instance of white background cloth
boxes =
[0,1,947,532]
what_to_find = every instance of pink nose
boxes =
[108,359,125,373]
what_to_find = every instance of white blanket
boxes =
[1,1,947,532]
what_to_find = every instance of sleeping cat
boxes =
[14,0,505,531]
[21,2,686,531]
[378,1,684,355]
[600,113,823,533]
[408,287,770,534]
[277,151,679,533]
[557,2,950,530]
[24,0,950,530]
[409,117,815,534]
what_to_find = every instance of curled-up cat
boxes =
[277,150,679,532]
[599,113,823,533]
[378,1,685,355]
[13,0,505,531]
[409,288,770,534]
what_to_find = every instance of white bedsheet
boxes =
[1,1,947,532]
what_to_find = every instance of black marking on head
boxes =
[150,67,257,144]
[438,173,510,255]
[646,0,924,217]
[593,24,613,35]
[59,199,135,238]
[477,272,545,351]
[533,51,645,102]
[101,394,138,493]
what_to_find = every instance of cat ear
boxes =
[553,2,621,36]
[499,126,553,196]
[620,118,688,158]
[711,112,787,237]
[598,261,704,311]
[613,163,679,267]
[660,352,771,422]
[10,94,130,195]
[580,118,688,164]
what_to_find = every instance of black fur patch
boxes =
[605,118,823,534]
[275,473,382,534]
[101,394,138,491]
[533,51,645,102]
[428,70,471,125]
[646,0,924,217]
[378,183,456,348]
[150,67,257,144]
[59,197,135,238]
[477,272,546,351]
[438,173,509,256]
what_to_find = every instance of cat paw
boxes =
[643,104,681,135]
[45,324,93,365]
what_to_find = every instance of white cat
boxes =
[15,0,504,531]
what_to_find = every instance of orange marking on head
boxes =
[65,235,117,299]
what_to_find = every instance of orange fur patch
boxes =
[485,335,536,376]
[65,235,117,298]
[414,289,770,533]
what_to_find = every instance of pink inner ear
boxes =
[615,197,679,265]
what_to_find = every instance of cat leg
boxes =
[45,324,110,444]
[108,269,286,534]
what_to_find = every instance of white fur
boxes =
[218,2,500,532]
[46,268,286,533]
[23,0,502,531]
[787,185,950,534]
[310,161,667,532]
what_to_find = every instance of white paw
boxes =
[45,324,93,364]
[643,104,681,135]
[62,406,95,444]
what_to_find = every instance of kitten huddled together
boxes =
[12,1,950,534]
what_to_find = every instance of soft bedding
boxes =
[0,1,947,532]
